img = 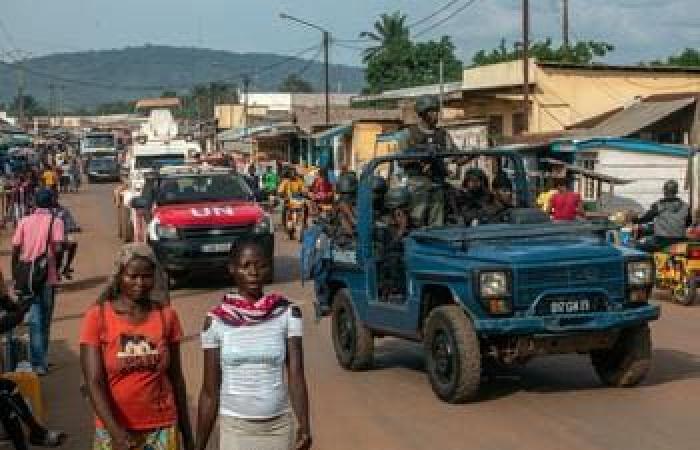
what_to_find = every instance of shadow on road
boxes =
[58,276,108,293]
[274,255,300,284]
[42,339,93,449]
[646,348,700,385]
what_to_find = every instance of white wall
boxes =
[241,93,354,112]
[587,148,688,212]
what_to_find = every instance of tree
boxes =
[364,34,462,94]
[359,11,410,63]
[471,38,614,67]
[160,90,178,98]
[278,74,314,93]
[648,48,700,67]
[9,95,47,117]
[94,100,135,115]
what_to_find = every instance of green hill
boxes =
[0,45,366,111]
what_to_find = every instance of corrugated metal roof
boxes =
[135,97,181,110]
[552,137,690,158]
[580,98,696,138]
[311,124,352,143]
[352,82,464,102]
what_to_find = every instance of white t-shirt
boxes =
[201,306,303,419]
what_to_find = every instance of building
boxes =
[458,60,700,139]
[240,93,354,112]
[134,97,181,111]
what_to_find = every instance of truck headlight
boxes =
[253,215,273,234]
[627,260,653,286]
[476,270,512,315]
[479,271,510,297]
[156,224,179,239]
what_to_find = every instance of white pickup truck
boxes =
[117,109,202,242]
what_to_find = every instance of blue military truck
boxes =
[303,148,660,403]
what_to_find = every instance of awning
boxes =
[552,137,690,158]
[541,158,633,185]
[578,97,696,138]
[311,124,352,145]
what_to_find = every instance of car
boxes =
[86,155,120,183]
[131,166,275,286]
[303,148,660,403]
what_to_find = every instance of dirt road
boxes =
[4,182,699,450]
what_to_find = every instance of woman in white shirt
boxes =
[195,237,311,450]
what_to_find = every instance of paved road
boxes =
[3,182,700,450]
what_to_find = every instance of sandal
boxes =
[29,430,66,447]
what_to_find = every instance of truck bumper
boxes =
[474,304,661,336]
[151,233,274,273]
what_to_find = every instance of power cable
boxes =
[413,0,481,38]
[408,1,461,28]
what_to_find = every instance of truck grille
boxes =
[181,225,252,239]
[515,261,624,307]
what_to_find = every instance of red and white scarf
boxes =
[209,292,290,327]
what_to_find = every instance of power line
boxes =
[409,1,461,28]
[413,0,481,38]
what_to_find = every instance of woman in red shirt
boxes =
[80,244,193,450]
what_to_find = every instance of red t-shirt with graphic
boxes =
[550,191,582,221]
[79,303,184,430]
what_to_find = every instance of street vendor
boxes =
[634,179,691,252]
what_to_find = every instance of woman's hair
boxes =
[229,235,265,266]
[101,255,155,303]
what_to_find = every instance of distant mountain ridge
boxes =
[0,45,366,110]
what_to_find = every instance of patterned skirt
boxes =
[94,426,179,450]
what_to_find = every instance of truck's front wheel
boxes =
[591,324,651,387]
[332,289,373,370]
[424,306,481,403]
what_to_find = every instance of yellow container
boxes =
[1,371,45,423]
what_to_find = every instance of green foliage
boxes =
[471,38,615,66]
[94,101,135,115]
[360,11,411,63]
[361,11,463,94]
[278,74,314,93]
[9,95,47,117]
[647,48,700,67]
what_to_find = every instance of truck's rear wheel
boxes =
[332,289,373,370]
[424,305,481,403]
[591,324,651,387]
[120,207,133,243]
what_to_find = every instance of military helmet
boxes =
[336,171,358,194]
[385,187,411,210]
[663,179,679,197]
[415,95,440,115]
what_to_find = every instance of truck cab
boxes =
[133,166,275,285]
[304,148,660,403]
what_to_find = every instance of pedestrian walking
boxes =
[195,237,311,450]
[51,197,81,280]
[11,189,65,375]
[80,243,193,450]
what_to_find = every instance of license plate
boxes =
[201,243,232,253]
[550,299,591,314]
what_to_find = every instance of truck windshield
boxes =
[89,157,116,169]
[85,135,115,148]
[156,174,252,204]
[135,155,185,170]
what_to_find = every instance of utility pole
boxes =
[522,0,530,133]
[561,0,570,49]
[439,59,445,121]
[59,85,65,127]
[242,74,250,129]
[280,13,331,125]
[48,82,55,128]
[323,31,330,125]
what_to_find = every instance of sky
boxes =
[1,0,698,67]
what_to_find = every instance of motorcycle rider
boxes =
[277,167,306,231]
[261,165,279,201]
[634,179,691,252]
[309,168,334,211]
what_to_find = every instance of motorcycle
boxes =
[284,193,306,241]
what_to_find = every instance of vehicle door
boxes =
[357,160,415,334]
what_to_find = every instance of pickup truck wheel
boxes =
[332,289,373,370]
[424,305,481,403]
[120,207,133,243]
[673,277,697,306]
[590,324,651,387]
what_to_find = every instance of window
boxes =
[512,112,527,135]
[579,157,597,200]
